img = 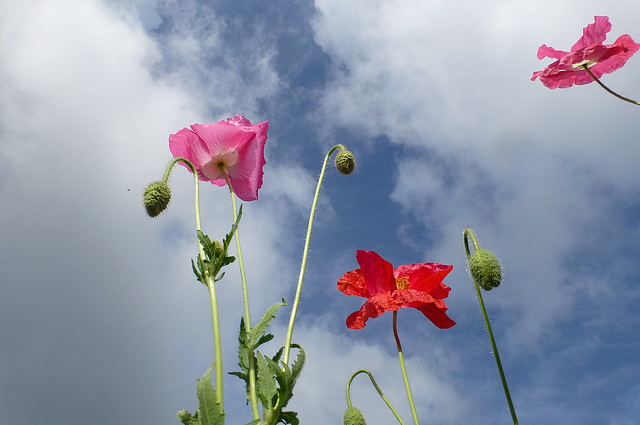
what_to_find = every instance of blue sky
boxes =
[2,0,640,424]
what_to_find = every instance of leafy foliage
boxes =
[192,205,242,285]
[178,364,225,425]
[230,300,306,425]
[229,300,285,394]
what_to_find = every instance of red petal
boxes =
[395,263,453,296]
[345,294,396,329]
[355,250,395,296]
[337,269,367,297]
[415,300,456,329]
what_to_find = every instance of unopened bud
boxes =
[144,181,172,217]
[468,249,502,291]
[343,406,367,425]
[213,240,223,257]
[335,148,356,175]
[176,410,193,424]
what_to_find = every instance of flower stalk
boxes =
[583,65,640,105]
[392,312,419,425]
[170,157,226,414]
[219,164,260,421]
[346,369,405,425]
[282,144,350,366]
[463,228,518,425]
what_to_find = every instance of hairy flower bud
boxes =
[468,249,502,291]
[213,239,223,258]
[335,148,356,175]
[343,407,367,425]
[144,181,172,217]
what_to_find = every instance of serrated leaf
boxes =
[279,411,299,425]
[197,364,225,425]
[191,258,203,283]
[255,333,274,348]
[289,344,306,385]
[247,300,286,349]
[256,353,277,409]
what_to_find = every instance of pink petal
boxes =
[191,122,255,157]
[589,34,640,75]
[355,250,396,296]
[168,128,214,177]
[225,119,268,201]
[537,44,568,60]
[571,16,611,52]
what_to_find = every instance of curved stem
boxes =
[393,312,420,425]
[346,370,405,425]
[219,165,259,421]
[463,229,518,425]
[282,144,345,366]
[219,166,252,327]
[583,66,640,105]
[173,157,225,414]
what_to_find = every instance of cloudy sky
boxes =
[2,0,640,423]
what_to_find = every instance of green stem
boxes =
[463,229,518,425]
[282,144,345,366]
[173,157,225,414]
[219,165,259,421]
[393,312,420,425]
[583,65,640,105]
[346,370,406,425]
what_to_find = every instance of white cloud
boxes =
[3,0,640,423]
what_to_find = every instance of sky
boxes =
[2,0,640,424]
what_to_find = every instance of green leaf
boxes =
[289,344,306,386]
[247,300,286,350]
[196,364,225,425]
[271,345,306,415]
[256,352,277,409]
[279,411,299,425]
[191,259,202,282]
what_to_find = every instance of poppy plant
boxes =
[531,16,639,89]
[337,250,455,330]
[169,115,268,201]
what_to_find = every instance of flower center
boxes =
[572,59,598,69]
[201,148,239,179]
[395,277,410,290]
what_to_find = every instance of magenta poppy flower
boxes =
[337,250,455,330]
[531,16,640,89]
[169,115,268,201]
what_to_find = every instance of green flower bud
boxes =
[144,181,172,217]
[468,249,502,291]
[213,239,223,258]
[343,407,367,425]
[176,410,194,424]
[335,148,356,175]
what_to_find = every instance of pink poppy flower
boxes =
[337,250,455,330]
[169,115,268,201]
[531,16,639,89]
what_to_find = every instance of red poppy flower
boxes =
[337,250,455,330]
[531,16,640,89]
